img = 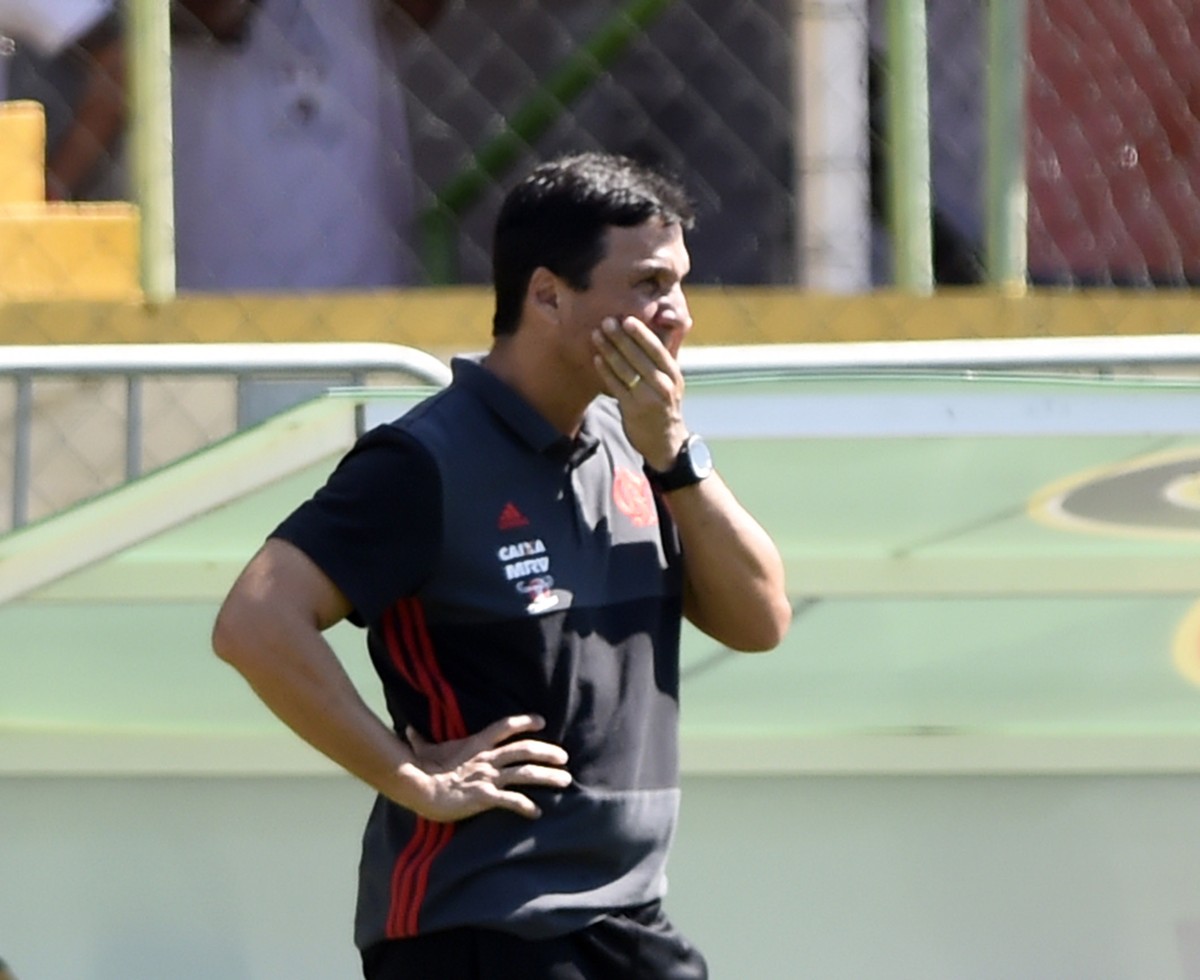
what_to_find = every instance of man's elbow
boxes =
[727,596,793,653]
[211,595,258,671]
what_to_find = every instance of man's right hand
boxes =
[398,714,572,822]
[214,542,570,825]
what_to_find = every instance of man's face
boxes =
[562,218,693,360]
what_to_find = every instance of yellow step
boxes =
[0,202,141,301]
[0,101,48,205]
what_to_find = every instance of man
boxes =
[212,152,792,979]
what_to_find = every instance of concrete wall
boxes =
[5,772,1200,979]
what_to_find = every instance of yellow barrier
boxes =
[1,288,1199,354]
[0,101,45,205]
[0,101,141,303]
[0,202,140,302]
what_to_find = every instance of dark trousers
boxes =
[361,901,709,980]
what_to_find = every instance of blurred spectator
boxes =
[3,0,444,290]
[5,1,791,288]
[0,0,124,201]
[0,954,17,980]
[171,0,444,290]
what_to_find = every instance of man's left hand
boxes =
[592,315,688,471]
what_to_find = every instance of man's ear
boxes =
[527,267,561,321]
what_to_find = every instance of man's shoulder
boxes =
[381,380,492,444]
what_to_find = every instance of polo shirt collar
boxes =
[450,357,600,466]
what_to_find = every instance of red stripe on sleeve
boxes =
[403,598,469,741]
[382,598,464,936]
[381,605,420,691]
[394,598,450,742]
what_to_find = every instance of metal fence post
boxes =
[985,0,1029,293]
[126,0,177,302]
[884,0,933,293]
[125,375,144,481]
[12,376,32,529]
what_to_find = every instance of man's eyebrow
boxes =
[634,258,684,275]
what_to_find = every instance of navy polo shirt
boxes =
[274,357,685,947]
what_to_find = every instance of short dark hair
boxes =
[491,152,695,336]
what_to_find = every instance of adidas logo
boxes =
[498,501,530,531]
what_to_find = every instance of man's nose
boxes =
[659,285,692,333]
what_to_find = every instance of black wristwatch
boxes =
[646,434,714,493]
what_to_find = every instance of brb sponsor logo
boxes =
[517,576,558,614]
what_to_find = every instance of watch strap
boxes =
[645,434,712,493]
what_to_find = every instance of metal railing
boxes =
[9,333,1200,532]
[677,333,1200,376]
[2,343,452,529]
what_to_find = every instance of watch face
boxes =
[688,436,714,478]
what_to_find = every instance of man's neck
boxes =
[481,337,595,437]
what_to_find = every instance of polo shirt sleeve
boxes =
[271,425,441,627]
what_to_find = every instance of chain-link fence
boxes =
[407,0,797,286]
[3,0,1200,529]
[4,1,1200,299]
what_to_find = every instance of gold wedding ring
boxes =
[626,375,641,391]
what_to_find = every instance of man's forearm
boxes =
[212,607,433,810]
[667,473,791,652]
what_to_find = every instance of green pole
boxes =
[126,0,176,302]
[883,0,933,293]
[422,0,675,283]
[985,0,1028,292]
